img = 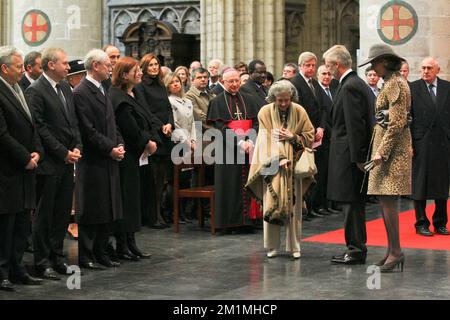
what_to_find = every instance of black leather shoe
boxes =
[308,211,325,218]
[435,226,450,235]
[80,262,107,270]
[327,208,342,215]
[416,226,433,236]
[331,253,366,265]
[117,252,141,261]
[0,279,15,291]
[53,263,70,275]
[10,274,43,285]
[40,267,61,280]
[315,208,331,216]
[97,258,120,268]
[302,215,311,221]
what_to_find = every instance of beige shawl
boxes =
[246,102,315,225]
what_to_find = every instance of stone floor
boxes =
[1,199,449,300]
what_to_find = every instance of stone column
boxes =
[11,0,102,59]
[201,0,285,77]
[360,0,450,80]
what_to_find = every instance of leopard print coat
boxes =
[367,72,412,195]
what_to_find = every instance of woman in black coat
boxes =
[135,54,174,228]
[109,57,161,259]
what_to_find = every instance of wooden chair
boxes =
[173,161,215,234]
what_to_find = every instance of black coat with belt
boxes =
[410,78,450,199]
[109,86,161,232]
[0,80,42,214]
[135,76,174,157]
[25,75,82,175]
[327,71,373,203]
[73,77,123,225]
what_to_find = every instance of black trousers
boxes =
[414,199,448,229]
[310,144,329,210]
[0,211,30,280]
[341,201,367,254]
[33,166,74,270]
[78,223,110,265]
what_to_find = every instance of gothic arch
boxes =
[159,7,181,31]
[113,10,133,50]
[137,9,155,23]
[180,7,200,34]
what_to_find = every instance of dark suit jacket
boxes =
[25,74,82,175]
[327,71,373,202]
[73,77,123,224]
[211,83,224,96]
[0,80,42,214]
[317,85,336,142]
[18,76,31,92]
[410,78,450,199]
[291,73,326,129]
[240,78,267,108]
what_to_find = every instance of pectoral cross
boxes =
[234,106,243,120]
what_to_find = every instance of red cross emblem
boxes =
[22,10,52,47]
[377,1,418,45]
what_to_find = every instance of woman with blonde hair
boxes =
[174,65,191,92]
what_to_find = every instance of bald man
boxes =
[410,57,450,236]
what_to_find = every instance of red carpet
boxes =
[303,201,450,251]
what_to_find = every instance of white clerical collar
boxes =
[43,72,58,90]
[25,73,35,84]
[340,69,353,83]
[86,74,102,89]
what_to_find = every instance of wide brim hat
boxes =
[358,44,405,67]
[68,59,86,76]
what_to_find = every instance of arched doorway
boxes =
[118,16,200,70]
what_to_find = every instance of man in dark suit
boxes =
[291,52,328,219]
[18,51,42,92]
[26,48,82,280]
[324,45,373,264]
[240,59,268,109]
[73,49,124,269]
[411,57,450,236]
[0,46,43,291]
[315,65,341,215]
[101,44,121,92]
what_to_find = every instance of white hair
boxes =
[0,46,23,67]
[84,49,109,71]
[267,80,299,103]
[298,52,317,66]
[323,45,352,68]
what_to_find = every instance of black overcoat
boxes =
[0,80,42,214]
[73,78,123,225]
[109,86,161,232]
[410,78,450,199]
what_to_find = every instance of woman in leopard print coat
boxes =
[360,44,412,272]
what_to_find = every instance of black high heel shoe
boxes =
[380,253,405,273]
[373,256,388,266]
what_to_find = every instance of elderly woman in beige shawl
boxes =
[246,80,314,259]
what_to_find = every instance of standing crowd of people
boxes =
[0,41,449,292]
